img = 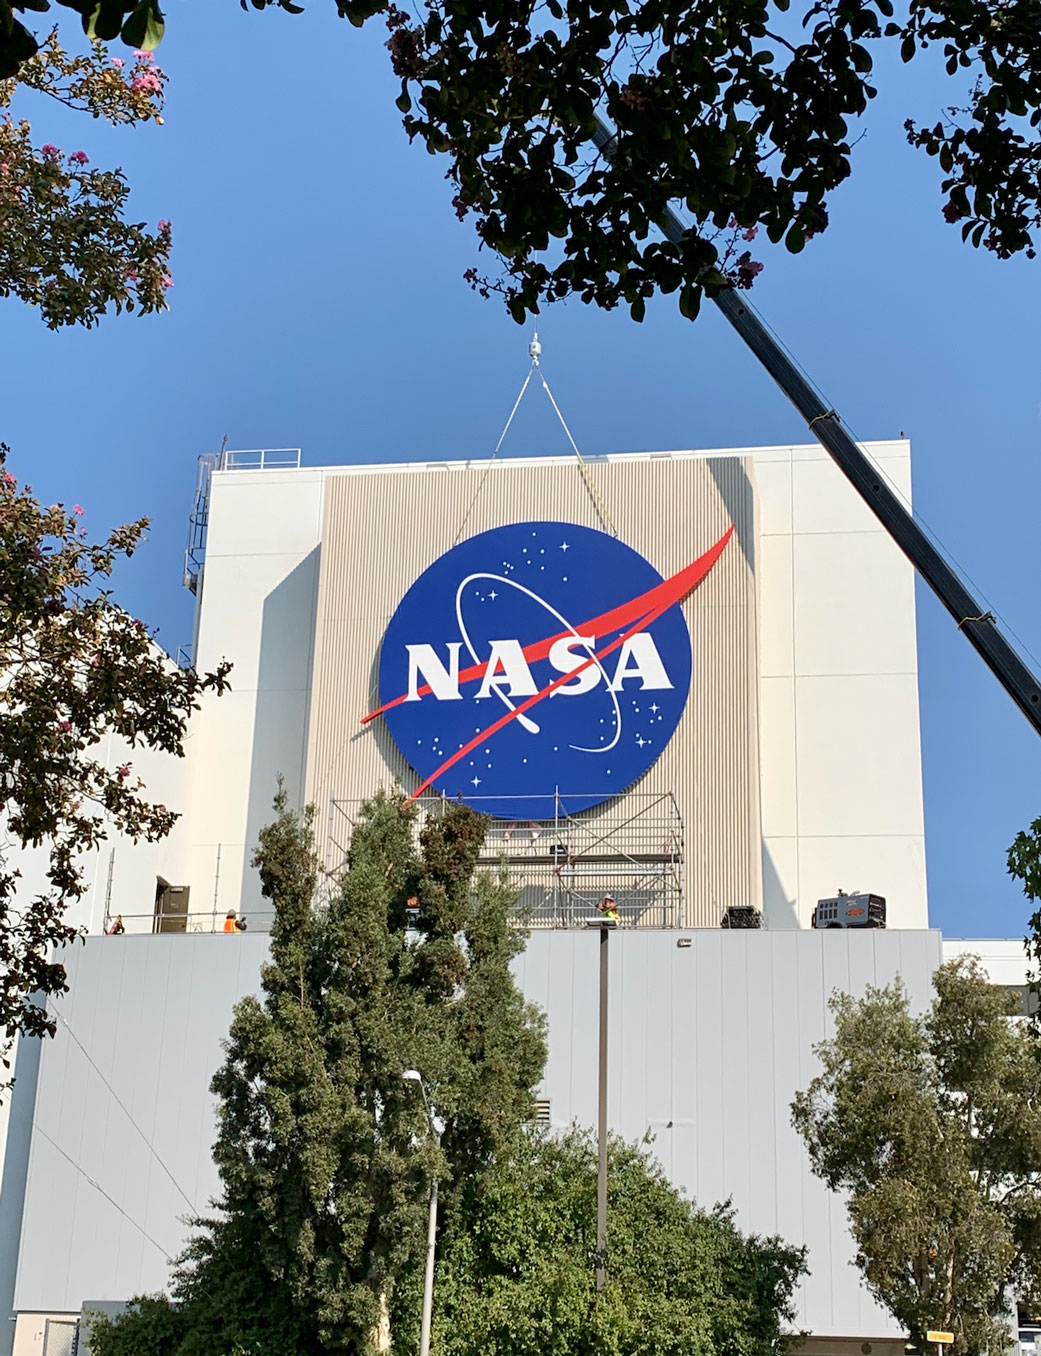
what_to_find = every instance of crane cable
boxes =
[453,330,618,544]
[453,360,535,546]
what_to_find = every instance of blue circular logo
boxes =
[372,521,701,819]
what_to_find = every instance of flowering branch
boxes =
[0,32,171,327]
[0,446,231,1081]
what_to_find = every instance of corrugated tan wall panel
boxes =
[305,456,761,924]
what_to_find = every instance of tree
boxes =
[792,958,1041,1356]
[11,0,1041,327]
[83,1296,186,1356]
[1,30,172,327]
[0,447,230,1076]
[211,0,1041,324]
[388,1126,805,1356]
[166,789,546,1356]
[1008,818,1041,984]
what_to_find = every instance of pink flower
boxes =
[59,720,72,732]
[742,225,758,242]
[73,504,84,516]
[111,56,124,68]
[133,49,155,61]
[158,805,167,814]
[161,276,173,289]
[68,151,89,166]
[40,144,61,159]
[124,267,139,282]
[116,764,130,779]
[1,471,15,488]
[158,219,170,233]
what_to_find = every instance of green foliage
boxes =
[234,0,1041,325]
[391,1126,805,1356]
[0,32,172,327]
[792,958,1041,1356]
[166,789,546,1356]
[0,446,229,1077]
[85,1296,186,1356]
[9,0,1041,324]
[0,0,163,78]
[1009,816,1041,984]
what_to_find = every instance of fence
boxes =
[103,910,274,936]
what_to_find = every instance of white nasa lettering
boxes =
[548,635,600,695]
[608,633,674,691]
[476,639,539,700]
[407,631,674,702]
[406,642,462,701]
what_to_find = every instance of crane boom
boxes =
[589,118,1041,737]
[706,279,1041,739]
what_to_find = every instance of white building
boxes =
[0,439,1028,1356]
[66,438,929,935]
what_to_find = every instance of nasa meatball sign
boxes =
[363,521,732,818]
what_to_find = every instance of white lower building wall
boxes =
[515,926,942,1338]
[10,928,942,1340]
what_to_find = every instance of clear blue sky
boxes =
[4,3,1039,939]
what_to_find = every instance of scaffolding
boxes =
[326,791,685,929]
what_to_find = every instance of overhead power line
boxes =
[35,1125,175,1262]
[48,1001,198,1216]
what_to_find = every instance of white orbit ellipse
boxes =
[454,572,622,753]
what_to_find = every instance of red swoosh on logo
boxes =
[362,526,734,805]
[361,526,734,728]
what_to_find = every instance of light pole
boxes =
[403,1070,442,1356]
[583,910,616,1292]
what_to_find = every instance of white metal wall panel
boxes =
[15,930,943,1337]
[14,936,271,1313]
[514,926,944,1339]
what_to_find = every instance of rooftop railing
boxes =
[101,910,274,936]
[221,448,302,471]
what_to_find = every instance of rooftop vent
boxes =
[721,906,762,929]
